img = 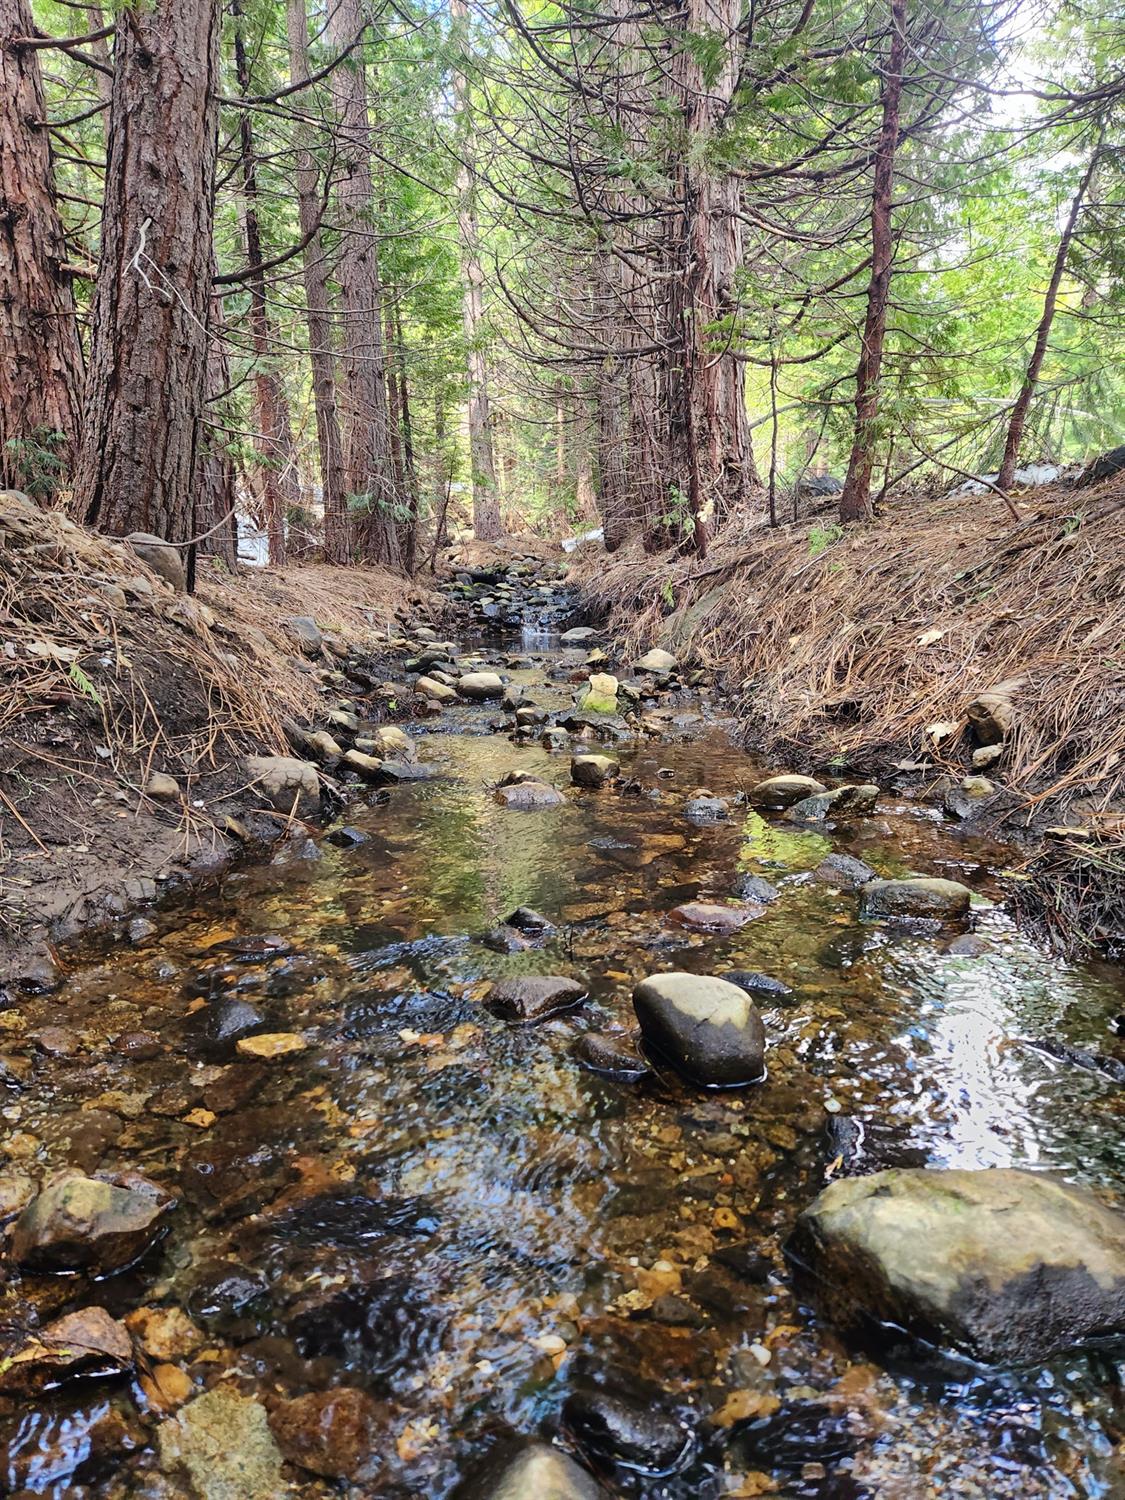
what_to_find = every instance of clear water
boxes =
[1,638,1122,1497]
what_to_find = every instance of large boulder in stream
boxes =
[11,1169,175,1274]
[458,1442,601,1500]
[633,972,766,1087]
[748,774,826,810]
[458,671,505,701]
[860,876,971,920]
[788,1167,1125,1365]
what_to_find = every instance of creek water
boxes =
[1,613,1123,1498]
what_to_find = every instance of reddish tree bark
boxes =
[839,0,907,524]
[996,146,1100,492]
[74,0,221,540]
[670,0,758,549]
[233,6,299,567]
[286,0,348,562]
[450,0,503,541]
[328,0,402,569]
[0,0,84,499]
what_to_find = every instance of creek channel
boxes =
[0,576,1122,1498]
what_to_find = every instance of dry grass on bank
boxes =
[576,480,1125,822]
[0,492,420,959]
[576,479,1125,952]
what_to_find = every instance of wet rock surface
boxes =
[11,1169,175,1274]
[790,1167,1125,1363]
[633,972,766,1086]
[486,975,588,1023]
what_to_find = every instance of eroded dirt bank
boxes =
[0,490,439,983]
[574,482,1125,955]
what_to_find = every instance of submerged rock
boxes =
[730,873,780,904]
[486,975,587,1022]
[722,970,792,1000]
[494,778,565,810]
[748,774,826,810]
[633,972,766,1087]
[0,1306,132,1393]
[572,1031,651,1081]
[269,1387,380,1480]
[683,794,730,824]
[563,1386,689,1474]
[159,1386,285,1500]
[11,1169,175,1274]
[787,783,878,822]
[859,877,971,920]
[571,753,619,788]
[460,1441,601,1499]
[814,853,876,888]
[788,1166,1125,1364]
[668,901,760,934]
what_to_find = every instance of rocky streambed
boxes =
[0,563,1123,1498]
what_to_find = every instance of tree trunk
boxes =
[74,0,221,540]
[233,9,299,568]
[450,0,503,540]
[328,0,402,569]
[432,390,451,552]
[286,0,348,563]
[0,0,84,499]
[996,146,1099,492]
[199,283,238,568]
[670,0,757,546]
[838,0,907,524]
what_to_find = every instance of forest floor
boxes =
[0,492,439,985]
[574,476,1125,955]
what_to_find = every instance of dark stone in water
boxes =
[683,795,729,824]
[326,825,367,847]
[185,1259,270,1327]
[563,1386,690,1475]
[285,1265,439,1381]
[721,970,792,1000]
[814,853,876,889]
[507,905,555,933]
[482,925,534,953]
[729,1401,859,1471]
[712,1241,773,1284]
[730,873,780,903]
[572,1032,651,1081]
[181,997,268,1058]
[266,1191,438,1247]
[485,975,587,1023]
[649,1293,704,1328]
[180,1137,294,1221]
[268,1387,380,1480]
[1019,1035,1125,1084]
[823,1114,867,1173]
[205,934,293,963]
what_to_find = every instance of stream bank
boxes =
[0,562,1123,1498]
[573,480,1125,957]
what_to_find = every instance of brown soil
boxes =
[0,492,433,984]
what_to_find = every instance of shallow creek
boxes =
[1,622,1123,1498]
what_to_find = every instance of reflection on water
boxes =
[1,645,1123,1498]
